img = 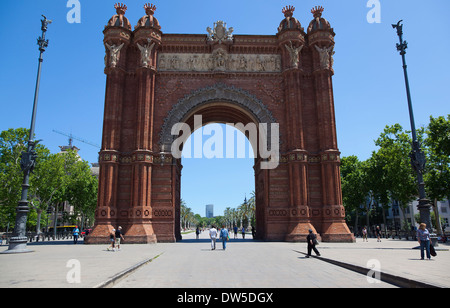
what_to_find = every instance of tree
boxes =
[427,115,450,158]
[180,200,198,230]
[65,155,98,229]
[29,149,82,234]
[0,128,50,231]
[424,115,450,201]
[374,124,417,229]
[424,115,450,235]
[340,156,368,233]
[247,191,256,227]
[364,153,391,233]
[238,196,252,228]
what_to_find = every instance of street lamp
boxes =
[391,20,436,244]
[2,15,52,254]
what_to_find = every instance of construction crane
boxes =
[52,129,100,149]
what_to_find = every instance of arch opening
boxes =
[179,122,258,241]
[165,98,270,241]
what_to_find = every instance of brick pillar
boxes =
[277,18,318,241]
[86,15,131,243]
[125,25,161,243]
[310,39,354,242]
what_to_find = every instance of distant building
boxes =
[91,162,99,178]
[387,199,450,232]
[206,204,214,218]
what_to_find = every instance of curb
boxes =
[293,250,441,288]
[93,252,163,288]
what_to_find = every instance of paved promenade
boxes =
[0,230,448,288]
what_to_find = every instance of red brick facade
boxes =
[85,4,355,244]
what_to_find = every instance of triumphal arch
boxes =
[86,3,355,243]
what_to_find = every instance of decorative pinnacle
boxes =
[282,5,295,18]
[311,6,324,18]
[144,3,157,15]
[114,3,127,15]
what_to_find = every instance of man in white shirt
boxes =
[209,225,218,250]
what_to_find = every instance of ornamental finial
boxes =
[144,3,157,15]
[311,6,324,18]
[114,3,127,15]
[282,5,295,18]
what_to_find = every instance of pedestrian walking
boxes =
[115,226,125,251]
[241,227,245,239]
[233,225,238,239]
[362,227,368,242]
[196,226,200,240]
[107,228,116,251]
[417,223,431,260]
[73,226,80,244]
[376,226,382,242]
[209,225,217,250]
[306,229,320,258]
[220,225,229,250]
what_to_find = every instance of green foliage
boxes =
[373,124,417,208]
[424,115,450,201]
[0,128,98,231]
[0,128,49,229]
[340,156,367,213]
[341,114,450,231]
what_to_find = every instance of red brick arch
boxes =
[85,4,355,244]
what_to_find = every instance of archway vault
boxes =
[86,3,355,244]
[159,83,277,152]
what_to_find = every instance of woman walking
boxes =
[107,228,116,251]
[417,223,431,260]
[362,227,368,242]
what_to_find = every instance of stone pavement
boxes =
[0,230,448,288]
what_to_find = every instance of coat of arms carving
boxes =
[206,21,234,43]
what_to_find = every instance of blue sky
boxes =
[1,0,449,216]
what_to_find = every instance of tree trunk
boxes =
[36,208,42,236]
[354,208,359,236]
[434,198,443,235]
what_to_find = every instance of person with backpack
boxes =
[220,225,229,250]
[417,223,432,260]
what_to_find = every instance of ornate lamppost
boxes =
[2,16,52,254]
[392,20,436,244]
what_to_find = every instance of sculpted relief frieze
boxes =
[157,52,282,73]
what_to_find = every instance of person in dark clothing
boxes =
[196,227,200,240]
[115,226,125,251]
[306,229,320,258]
